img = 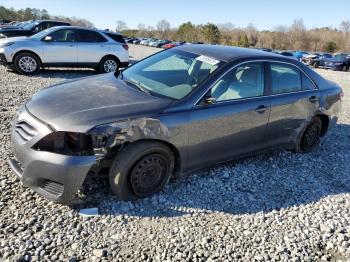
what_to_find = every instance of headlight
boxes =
[0,41,14,47]
[32,132,93,156]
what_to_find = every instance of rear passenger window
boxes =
[78,30,107,42]
[270,63,301,94]
[302,73,316,90]
[105,33,126,43]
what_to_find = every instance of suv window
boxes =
[77,30,107,42]
[210,62,264,102]
[104,33,126,43]
[48,29,77,42]
[270,63,301,94]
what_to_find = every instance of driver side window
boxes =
[210,62,264,102]
[48,29,77,42]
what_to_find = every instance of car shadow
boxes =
[77,123,350,218]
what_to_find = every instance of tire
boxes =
[313,62,319,68]
[294,117,322,153]
[14,52,40,75]
[109,141,175,200]
[99,56,119,73]
[342,65,348,72]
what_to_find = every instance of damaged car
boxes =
[9,45,343,204]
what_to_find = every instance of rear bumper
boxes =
[9,106,96,204]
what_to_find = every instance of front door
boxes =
[188,62,270,169]
[42,28,78,63]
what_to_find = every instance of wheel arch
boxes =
[99,54,121,66]
[116,138,182,177]
[13,50,43,66]
[314,114,329,137]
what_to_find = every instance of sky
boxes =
[1,0,349,31]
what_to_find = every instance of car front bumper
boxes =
[9,106,96,204]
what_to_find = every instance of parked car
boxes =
[0,26,129,74]
[132,38,142,44]
[301,53,331,67]
[8,45,343,204]
[163,41,184,49]
[291,51,309,61]
[274,51,298,60]
[255,47,272,52]
[323,54,349,71]
[0,20,71,38]
[0,19,11,25]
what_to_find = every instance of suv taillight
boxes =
[122,44,129,50]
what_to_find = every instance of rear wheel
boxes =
[109,142,174,200]
[313,61,319,68]
[14,52,40,75]
[99,56,119,73]
[342,65,348,72]
[294,117,322,153]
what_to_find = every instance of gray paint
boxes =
[9,46,343,203]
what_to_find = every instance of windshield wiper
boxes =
[123,79,151,95]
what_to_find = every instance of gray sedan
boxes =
[9,45,343,204]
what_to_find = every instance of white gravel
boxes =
[0,46,350,261]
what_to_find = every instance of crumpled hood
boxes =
[26,73,172,132]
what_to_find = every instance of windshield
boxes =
[30,28,52,39]
[334,55,346,61]
[21,21,39,30]
[121,49,223,100]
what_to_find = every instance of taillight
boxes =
[122,44,129,50]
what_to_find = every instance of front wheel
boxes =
[99,56,119,73]
[342,65,348,72]
[14,52,40,75]
[294,117,322,153]
[313,62,320,68]
[109,142,174,200]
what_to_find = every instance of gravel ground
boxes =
[0,45,350,261]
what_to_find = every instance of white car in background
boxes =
[0,26,129,74]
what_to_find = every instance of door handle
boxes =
[255,105,267,114]
[309,96,319,103]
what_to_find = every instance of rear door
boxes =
[264,62,320,148]
[76,29,108,63]
[42,28,78,63]
[187,61,271,169]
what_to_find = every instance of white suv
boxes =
[0,26,129,74]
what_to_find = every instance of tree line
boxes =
[0,6,94,28]
[120,19,350,53]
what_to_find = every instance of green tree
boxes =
[238,34,249,47]
[177,22,197,42]
[324,41,337,53]
[201,23,220,44]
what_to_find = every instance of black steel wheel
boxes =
[294,117,322,153]
[130,154,168,197]
[109,142,174,200]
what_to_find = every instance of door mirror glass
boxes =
[43,36,52,42]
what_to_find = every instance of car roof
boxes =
[175,44,281,62]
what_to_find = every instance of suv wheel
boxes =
[100,56,119,73]
[14,52,40,75]
[109,142,175,200]
[342,65,348,72]
[313,61,319,68]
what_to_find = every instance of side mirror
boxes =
[33,27,39,32]
[43,36,52,42]
[201,97,216,105]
